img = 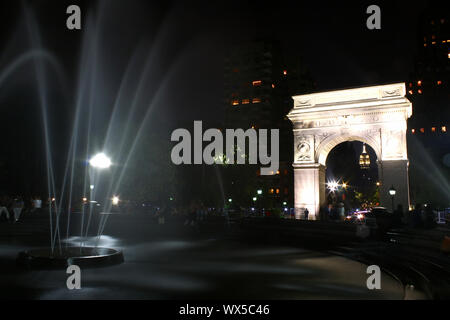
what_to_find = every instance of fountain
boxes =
[0,2,180,269]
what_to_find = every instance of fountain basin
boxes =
[17,247,124,269]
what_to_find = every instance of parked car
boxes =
[365,207,393,235]
[345,210,369,224]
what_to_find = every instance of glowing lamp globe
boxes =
[389,186,396,196]
[89,153,112,169]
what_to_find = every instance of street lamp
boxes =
[112,196,119,206]
[252,197,257,202]
[89,153,112,169]
[88,153,112,195]
[327,180,339,192]
[257,189,262,195]
[389,185,396,212]
[83,153,112,247]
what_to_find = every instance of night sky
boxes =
[0,0,433,195]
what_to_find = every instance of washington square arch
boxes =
[287,83,413,220]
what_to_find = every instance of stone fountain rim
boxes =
[17,246,124,269]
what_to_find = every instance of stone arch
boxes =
[287,83,412,220]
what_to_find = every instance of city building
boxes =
[406,5,450,207]
[223,40,315,207]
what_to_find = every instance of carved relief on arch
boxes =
[314,132,332,151]
[381,128,406,160]
[294,134,315,163]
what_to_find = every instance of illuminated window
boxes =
[269,188,274,194]
[420,128,425,133]
[408,83,412,87]
[424,43,427,47]
[272,84,275,88]
[408,90,413,95]
[242,99,250,104]
[276,189,280,194]
[431,127,436,132]
[283,70,287,75]
[417,80,422,86]
[252,98,261,103]
[418,89,422,94]
[432,41,436,45]
[448,53,450,59]
[276,170,280,175]
[437,80,442,85]
[424,37,427,41]
[411,129,415,134]
[231,100,239,106]
[442,126,447,132]
[284,169,288,175]
[251,125,255,129]
[252,80,262,86]
[431,35,435,39]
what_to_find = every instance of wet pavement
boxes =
[0,214,405,299]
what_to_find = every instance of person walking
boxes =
[13,197,24,222]
[158,205,166,225]
[33,196,42,214]
[304,208,309,220]
[338,203,345,221]
[0,203,10,221]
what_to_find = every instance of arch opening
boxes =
[324,141,380,218]
[317,134,381,167]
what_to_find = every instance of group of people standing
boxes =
[153,200,210,226]
[0,195,43,222]
[318,203,346,221]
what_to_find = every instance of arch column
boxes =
[378,159,410,212]
[293,163,325,220]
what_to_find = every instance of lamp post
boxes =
[84,153,112,242]
[89,153,112,195]
[112,196,119,206]
[389,185,396,212]
[256,190,263,214]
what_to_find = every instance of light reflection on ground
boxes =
[0,236,405,299]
